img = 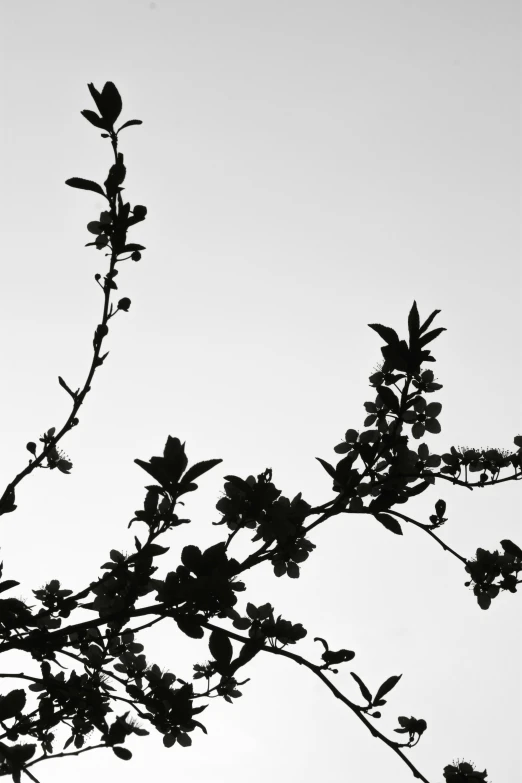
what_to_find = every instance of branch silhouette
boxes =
[0,81,518,783]
[0,83,145,521]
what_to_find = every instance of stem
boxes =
[23,768,42,783]
[433,471,520,489]
[372,509,468,565]
[0,673,41,684]
[24,743,106,770]
[0,136,121,515]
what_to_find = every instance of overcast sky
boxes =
[0,1,520,782]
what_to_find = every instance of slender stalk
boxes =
[383,509,468,564]
[201,620,432,783]
[24,744,106,771]
[0,137,121,514]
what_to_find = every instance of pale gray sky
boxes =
[0,2,520,782]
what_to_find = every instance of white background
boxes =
[0,2,520,782]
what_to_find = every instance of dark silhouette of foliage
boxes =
[0,82,520,783]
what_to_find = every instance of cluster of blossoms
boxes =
[464,541,522,609]
[441,441,521,481]
[443,760,488,782]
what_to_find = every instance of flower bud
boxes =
[435,499,446,517]
[118,297,131,312]
[131,251,141,261]
[133,205,147,219]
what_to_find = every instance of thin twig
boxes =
[201,620,432,783]
[383,509,468,564]
[24,743,107,770]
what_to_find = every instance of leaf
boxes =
[58,376,75,398]
[408,301,420,341]
[419,327,446,347]
[112,746,132,760]
[0,580,20,594]
[100,82,123,125]
[182,459,223,485]
[374,674,402,703]
[208,629,233,666]
[10,743,36,764]
[119,243,145,253]
[315,457,336,479]
[419,308,441,335]
[88,82,122,127]
[65,177,106,198]
[176,615,204,639]
[231,640,263,672]
[134,458,165,486]
[223,475,252,494]
[375,513,403,535]
[80,109,109,130]
[233,617,251,630]
[87,83,104,114]
[500,539,522,559]
[0,689,26,720]
[144,544,169,557]
[117,119,143,132]
[368,323,400,346]
[350,672,372,703]
[406,480,431,498]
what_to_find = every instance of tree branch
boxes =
[382,509,468,564]
[202,620,432,783]
[0,138,124,517]
[24,743,107,771]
